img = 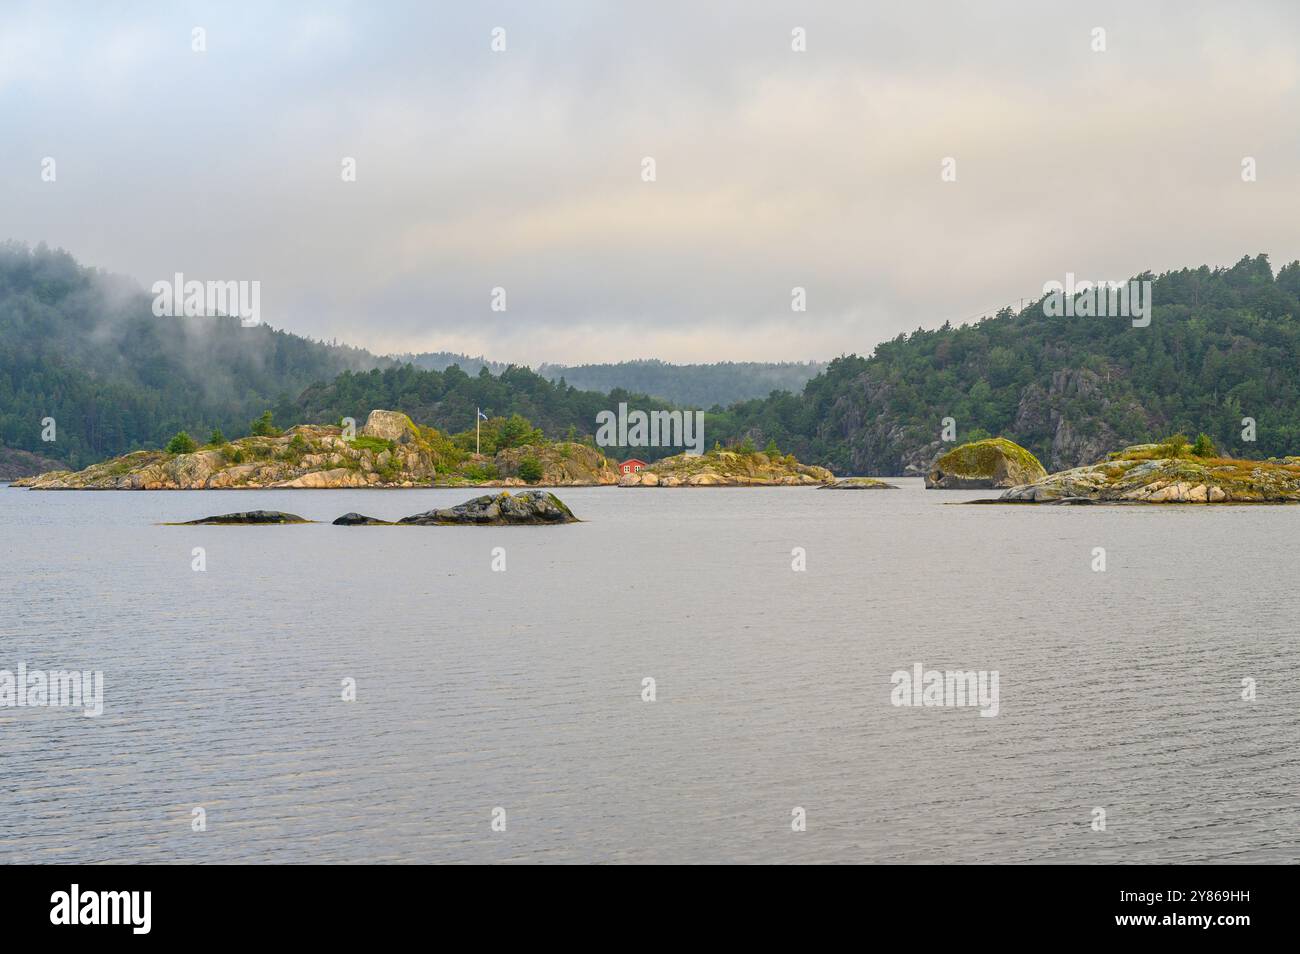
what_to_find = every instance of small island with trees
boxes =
[14,409,620,490]
[12,409,843,491]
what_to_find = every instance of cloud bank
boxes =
[3,0,1300,363]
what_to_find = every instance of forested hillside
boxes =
[400,353,825,407]
[708,254,1300,474]
[8,242,1300,479]
[0,242,386,468]
[0,244,683,471]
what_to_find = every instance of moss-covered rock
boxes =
[925,438,1047,489]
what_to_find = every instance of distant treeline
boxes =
[399,353,826,407]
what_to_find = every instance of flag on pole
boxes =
[477,408,488,421]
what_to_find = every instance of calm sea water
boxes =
[1,480,1297,864]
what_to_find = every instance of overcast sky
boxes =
[4,1,1300,364]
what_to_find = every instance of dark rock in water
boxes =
[332,512,391,525]
[179,510,309,525]
[399,490,578,525]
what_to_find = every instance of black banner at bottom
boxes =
[0,864,1287,940]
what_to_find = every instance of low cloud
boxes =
[3,0,1300,363]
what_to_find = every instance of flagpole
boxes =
[476,408,481,455]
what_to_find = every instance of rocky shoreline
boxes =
[14,410,619,490]
[20,411,1298,505]
[980,443,1300,504]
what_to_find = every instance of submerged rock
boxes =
[926,438,1047,489]
[332,512,391,525]
[178,510,309,525]
[821,476,898,489]
[398,490,578,525]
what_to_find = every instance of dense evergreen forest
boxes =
[0,242,386,468]
[706,254,1300,473]
[6,242,1300,477]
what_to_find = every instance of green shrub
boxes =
[249,410,280,437]
[349,435,394,454]
[1155,433,1190,458]
[207,428,226,446]
[220,444,244,464]
[496,413,545,449]
[165,431,197,455]
[1191,433,1218,457]
[518,457,544,483]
